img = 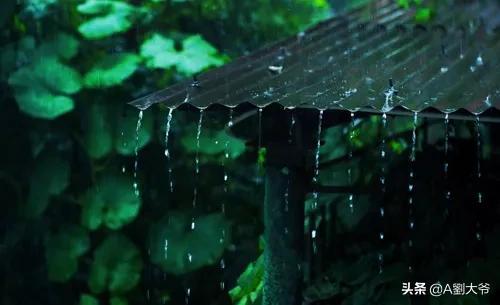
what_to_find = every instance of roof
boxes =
[130,0,500,121]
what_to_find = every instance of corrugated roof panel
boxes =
[130,0,500,117]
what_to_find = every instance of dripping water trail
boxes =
[348,112,355,213]
[164,108,175,193]
[407,112,418,273]
[255,108,264,182]
[186,109,204,304]
[311,110,324,255]
[284,111,296,235]
[444,114,451,215]
[378,113,388,274]
[219,109,233,291]
[475,116,483,241]
[133,110,144,197]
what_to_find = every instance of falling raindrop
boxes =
[133,110,144,197]
[348,112,355,213]
[219,109,233,291]
[312,110,323,209]
[284,112,296,216]
[474,116,483,241]
[311,110,323,254]
[164,108,175,192]
[408,112,418,272]
[444,114,451,210]
[378,112,388,273]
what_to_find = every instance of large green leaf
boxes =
[77,0,138,39]
[81,173,141,230]
[140,33,177,69]
[139,33,226,75]
[176,35,226,75]
[10,83,75,119]
[149,212,230,275]
[83,53,141,88]
[24,152,70,218]
[45,225,90,282]
[9,33,81,119]
[38,32,80,60]
[88,234,143,294]
[33,57,82,94]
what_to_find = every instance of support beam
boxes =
[263,166,306,305]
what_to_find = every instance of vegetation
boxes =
[1,1,499,305]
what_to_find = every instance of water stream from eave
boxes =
[164,108,175,193]
[475,116,483,241]
[133,110,144,197]
[378,113,387,274]
[311,110,324,255]
[284,111,296,235]
[407,112,418,273]
[348,112,355,213]
[186,108,204,305]
[219,109,234,291]
[444,114,451,215]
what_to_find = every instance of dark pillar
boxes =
[263,165,306,305]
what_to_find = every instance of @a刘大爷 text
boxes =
[402,282,490,297]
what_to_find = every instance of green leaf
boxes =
[229,255,264,304]
[77,0,138,39]
[77,0,134,15]
[84,102,114,159]
[78,14,133,40]
[149,212,230,275]
[38,32,80,60]
[81,173,141,230]
[10,84,75,119]
[110,297,128,305]
[176,35,226,75]
[415,7,432,23]
[8,56,81,119]
[80,294,100,305]
[45,225,90,282]
[114,107,154,156]
[88,234,143,294]
[83,53,141,88]
[24,152,70,218]
[140,33,177,69]
[33,57,82,94]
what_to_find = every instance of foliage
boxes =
[45,225,90,282]
[24,151,70,218]
[88,234,143,294]
[80,172,141,231]
[229,254,264,305]
[149,212,230,275]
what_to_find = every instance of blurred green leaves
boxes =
[7,33,82,119]
[83,53,141,88]
[77,1,144,40]
[24,152,70,218]
[149,212,230,275]
[83,103,153,159]
[88,233,143,294]
[181,124,245,158]
[45,225,90,282]
[81,173,141,230]
[141,33,226,75]
[229,254,264,305]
